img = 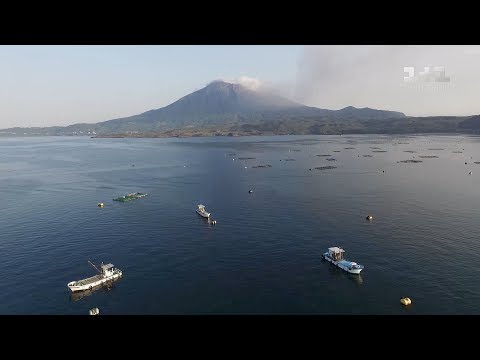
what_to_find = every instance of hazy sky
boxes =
[1,45,479,128]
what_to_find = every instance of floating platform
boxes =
[315,166,337,170]
[113,192,148,202]
[252,165,272,168]
[398,160,423,163]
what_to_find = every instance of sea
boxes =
[1,134,479,315]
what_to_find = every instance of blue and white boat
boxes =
[323,247,364,274]
[196,204,211,218]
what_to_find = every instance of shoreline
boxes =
[1,130,479,139]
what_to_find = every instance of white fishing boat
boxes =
[196,204,211,218]
[67,261,123,292]
[323,247,364,274]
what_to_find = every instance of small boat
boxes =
[196,204,211,218]
[68,261,123,292]
[323,247,364,274]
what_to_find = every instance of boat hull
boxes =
[323,253,363,274]
[196,210,210,218]
[67,271,122,292]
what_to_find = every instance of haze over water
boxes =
[1,134,479,314]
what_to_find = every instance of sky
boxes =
[0,45,479,128]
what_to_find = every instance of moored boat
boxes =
[196,204,211,218]
[68,261,123,292]
[323,247,364,274]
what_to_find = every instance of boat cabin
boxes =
[101,263,115,277]
[328,247,345,261]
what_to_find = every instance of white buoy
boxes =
[400,298,412,306]
[97,203,104,208]
[89,308,100,315]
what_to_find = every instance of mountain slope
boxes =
[333,106,405,120]
[97,81,326,133]
[458,115,480,129]
[89,81,406,133]
[0,80,417,136]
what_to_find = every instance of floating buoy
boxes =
[400,297,412,306]
[89,307,100,315]
[382,170,385,173]
[469,171,472,175]
[97,203,104,208]
[249,189,253,194]
[366,215,373,221]
[465,162,468,165]
[245,166,247,169]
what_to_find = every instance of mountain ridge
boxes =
[0,80,478,136]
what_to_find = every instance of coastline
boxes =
[92,129,480,139]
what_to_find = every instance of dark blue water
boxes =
[1,134,480,314]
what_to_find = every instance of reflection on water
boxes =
[348,273,363,285]
[69,281,118,302]
[324,261,364,285]
[5,134,480,314]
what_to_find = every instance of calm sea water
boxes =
[1,134,480,315]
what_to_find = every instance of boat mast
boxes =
[88,260,102,274]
